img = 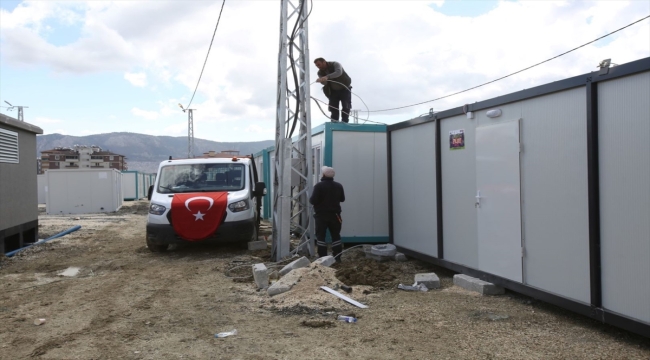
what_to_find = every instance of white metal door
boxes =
[476,120,522,282]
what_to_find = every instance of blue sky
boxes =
[1,0,649,142]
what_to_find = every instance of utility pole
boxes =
[179,104,195,158]
[4,101,28,121]
[273,0,314,261]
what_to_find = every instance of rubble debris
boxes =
[394,252,407,262]
[33,318,46,326]
[279,256,310,276]
[397,283,429,292]
[252,263,269,289]
[58,267,80,277]
[414,273,440,289]
[248,240,267,251]
[268,268,304,296]
[370,244,397,257]
[314,255,335,267]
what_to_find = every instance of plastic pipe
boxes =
[5,225,82,257]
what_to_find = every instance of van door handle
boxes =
[475,190,481,208]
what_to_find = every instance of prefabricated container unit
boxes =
[387,57,650,338]
[37,174,46,204]
[46,169,123,215]
[253,146,273,220]
[122,171,148,200]
[259,122,389,243]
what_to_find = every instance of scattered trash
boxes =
[58,267,81,277]
[340,285,352,293]
[320,286,368,309]
[397,283,429,292]
[33,318,46,326]
[337,315,357,323]
[214,329,238,338]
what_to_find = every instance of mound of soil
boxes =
[335,258,396,288]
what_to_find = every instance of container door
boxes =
[476,120,522,282]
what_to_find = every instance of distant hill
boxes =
[37,132,274,173]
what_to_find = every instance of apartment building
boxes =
[39,145,127,174]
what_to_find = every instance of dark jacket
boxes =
[309,177,345,214]
[317,61,352,94]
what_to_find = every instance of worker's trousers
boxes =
[314,212,343,260]
[328,88,352,123]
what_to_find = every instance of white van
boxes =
[145,156,266,252]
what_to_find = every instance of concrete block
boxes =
[370,244,397,257]
[415,273,440,289]
[314,256,335,267]
[248,240,267,251]
[453,274,505,295]
[394,252,407,262]
[267,267,303,296]
[279,256,311,276]
[252,263,269,289]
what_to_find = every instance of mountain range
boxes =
[36,132,274,174]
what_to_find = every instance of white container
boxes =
[46,169,123,214]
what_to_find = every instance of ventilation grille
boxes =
[0,128,19,164]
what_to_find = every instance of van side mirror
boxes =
[253,182,266,197]
[147,185,154,201]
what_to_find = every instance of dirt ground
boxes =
[1,200,649,360]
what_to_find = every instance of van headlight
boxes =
[149,203,166,215]
[228,200,249,212]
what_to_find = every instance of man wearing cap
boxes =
[309,166,346,261]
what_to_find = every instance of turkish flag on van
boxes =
[171,192,228,241]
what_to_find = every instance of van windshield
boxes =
[157,163,246,193]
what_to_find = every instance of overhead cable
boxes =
[365,14,650,113]
[185,0,226,109]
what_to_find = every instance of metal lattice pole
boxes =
[273,0,314,261]
[187,109,195,158]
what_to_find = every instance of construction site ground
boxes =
[1,200,648,359]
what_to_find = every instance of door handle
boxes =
[475,190,481,208]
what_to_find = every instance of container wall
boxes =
[46,170,121,214]
[331,131,388,239]
[518,87,590,304]
[440,114,478,268]
[37,174,47,204]
[599,71,650,322]
[122,172,137,200]
[390,122,437,256]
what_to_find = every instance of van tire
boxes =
[146,236,168,252]
[240,221,259,248]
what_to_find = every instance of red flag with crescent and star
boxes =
[171,192,228,241]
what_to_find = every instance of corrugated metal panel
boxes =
[332,132,388,237]
[372,133,389,236]
[390,122,437,256]
[599,71,650,322]
[519,87,591,304]
[440,114,478,268]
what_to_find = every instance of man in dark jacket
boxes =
[309,166,345,260]
[314,57,352,123]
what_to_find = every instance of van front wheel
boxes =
[146,234,168,252]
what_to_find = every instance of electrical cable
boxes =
[286,0,309,138]
[311,97,386,125]
[185,0,226,110]
[363,14,650,113]
[310,79,381,124]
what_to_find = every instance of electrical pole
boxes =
[4,101,28,121]
[273,0,314,261]
[179,104,195,158]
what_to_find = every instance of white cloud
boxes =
[124,72,147,87]
[131,107,158,120]
[1,0,649,142]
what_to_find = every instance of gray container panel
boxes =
[390,122,437,256]
[520,87,591,303]
[372,133,389,236]
[333,132,377,237]
[599,71,650,322]
[440,114,478,268]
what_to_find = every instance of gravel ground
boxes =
[1,200,648,359]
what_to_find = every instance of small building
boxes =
[255,122,389,244]
[0,113,43,254]
[45,169,123,215]
[40,145,127,174]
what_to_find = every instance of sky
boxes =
[0,0,649,142]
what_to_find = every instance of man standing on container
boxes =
[310,166,345,261]
[314,57,352,123]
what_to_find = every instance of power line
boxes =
[365,14,650,113]
[185,0,226,109]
